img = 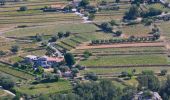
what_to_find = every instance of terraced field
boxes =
[0,64,34,80]
[94,4,130,21]
[75,46,169,66]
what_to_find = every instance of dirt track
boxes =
[76,42,164,50]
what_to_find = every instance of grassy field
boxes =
[4,23,98,37]
[14,80,71,95]
[158,21,170,38]
[121,24,151,36]
[79,54,169,66]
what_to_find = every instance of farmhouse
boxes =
[25,55,64,68]
[133,91,162,100]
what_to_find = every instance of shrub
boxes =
[85,72,98,81]
[160,69,168,76]
[10,45,19,53]
[19,6,27,11]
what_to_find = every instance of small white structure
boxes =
[72,8,77,12]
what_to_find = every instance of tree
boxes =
[115,0,120,3]
[49,34,58,42]
[64,53,75,67]
[35,33,43,42]
[79,0,89,8]
[137,70,160,91]
[142,18,153,26]
[160,69,168,76]
[124,5,140,20]
[115,30,122,36]
[0,74,15,90]
[0,0,5,5]
[121,86,137,100]
[59,66,69,72]
[34,66,44,74]
[10,45,19,53]
[19,6,27,11]
[83,50,92,59]
[85,72,98,81]
[74,79,121,100]
[71,68,79,77]
[100,22,113,33]
[0,50,6,56]
[64,31,71,37]
[159,75,170,100]
[88,13,95,20]
[110,20,117,26]
[58,32,64,38]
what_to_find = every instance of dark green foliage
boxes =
[88,13,95,20]
[110,20,118,26]
[59,66,69,72]
[159,75,170,100]
[79,0,89,8]
[64,31,71,37]
[100,22,113,33]
[74,79,121,100]
[160,69,168,76]
[121,87,137,100]
[19,6,27,11]
[0,0,5,5]
[34,66,44,74]
[0,50,6,56]
[137,70,160,91]
[49,34,58,42]
[83,50,92,59]
[115,30,122,36]
[35,34,43,42]
[0,74,15,90]
[85,72,98,81]
[124,5,140,20]
[142,18,153,26]
[141,8,162,18]
[64,53,75,67]
[115,0,120,3]
[11,45,19,53]
[58,32,64,38]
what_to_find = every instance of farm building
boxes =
[25,55,64,68]
[133,91,162,100]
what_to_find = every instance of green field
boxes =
[122,24,151,36]
[4,23,99,37]
[79,54,169,66]
[14,80,71,95]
